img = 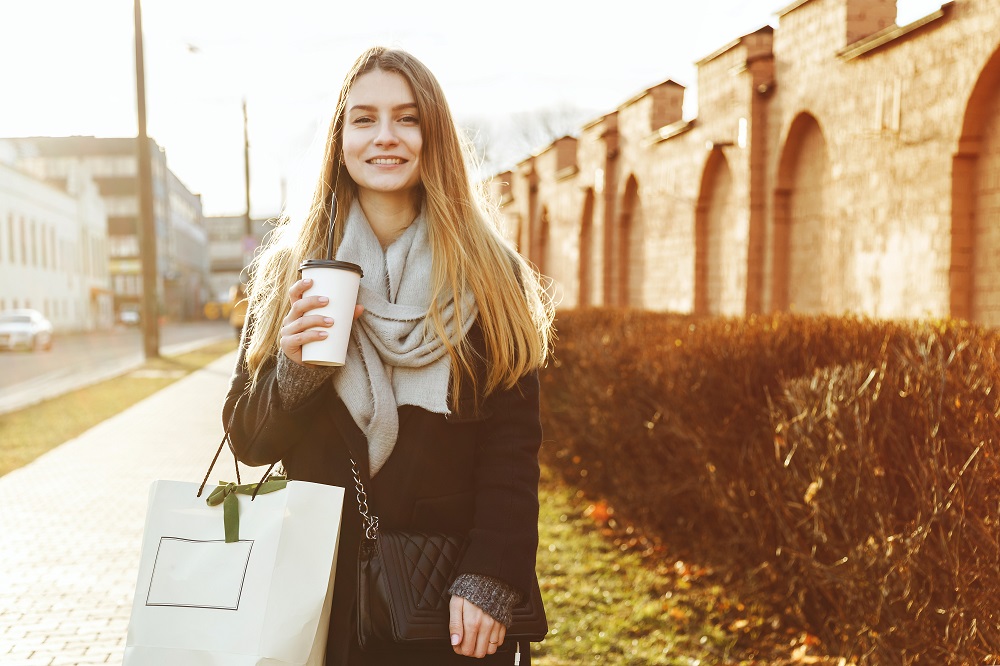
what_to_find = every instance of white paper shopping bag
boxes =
[123,479,344,665]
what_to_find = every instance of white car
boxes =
[0,309,54,351]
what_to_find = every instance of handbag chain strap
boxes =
[350,457,380,540]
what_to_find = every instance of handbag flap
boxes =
[381,531,465,614]
[376,530,548,644]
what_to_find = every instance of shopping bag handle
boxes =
[196,391,281,500]
[205,478,288,542]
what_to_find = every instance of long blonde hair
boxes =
[243,47,553,403]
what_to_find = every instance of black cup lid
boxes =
[299,259,364,277]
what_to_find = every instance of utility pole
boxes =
[134,0,159,359]
[243,98,251,237]
[241,97,256,272]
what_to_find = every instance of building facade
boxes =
[203,214,273,303]
[0,160,112,330]
[2,136,210,322]
[165,170,211,320]
[496,0,1000,325]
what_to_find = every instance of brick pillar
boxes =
[525,161,539,267]
[579,190,595,307]
[602,130,619,306]
[745,56,773,315]
[650,81,685,130]
[845,0,897,45]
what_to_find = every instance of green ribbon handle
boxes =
[205,480,288,543]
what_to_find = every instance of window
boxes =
[19,216,26,266]
[30,220,38,267]
[41,224,48,269]
[7,212,14,263]
[86,155,137,177]
[104,196,139,217]
[110,235,140,258]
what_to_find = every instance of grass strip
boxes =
[534,463,812,666]
[0,338,237,478]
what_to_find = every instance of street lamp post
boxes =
[134,0,159,359]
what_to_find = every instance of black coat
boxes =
[223,326,542,665]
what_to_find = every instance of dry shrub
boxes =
[539,309,1000,663]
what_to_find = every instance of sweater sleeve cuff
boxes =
[448,573,522,628]
[276,352,336,410]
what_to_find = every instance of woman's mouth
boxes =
[368,157,405,165]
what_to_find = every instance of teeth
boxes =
[369,158,404,165]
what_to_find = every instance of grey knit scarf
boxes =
[333,200,477,477]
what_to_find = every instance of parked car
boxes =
[119,309,141,326]
[0,309,53,351]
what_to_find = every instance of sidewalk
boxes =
[0,350,254,665]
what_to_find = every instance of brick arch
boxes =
[617,175,644,306]
[772,112,830,313]
[695,148,740,315]
[953,43,1000,323]
[579,188,595,307]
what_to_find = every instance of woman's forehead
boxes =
[347,69,416,107]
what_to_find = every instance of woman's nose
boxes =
[374,120,399,147]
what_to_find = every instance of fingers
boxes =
[488,623,503,655]
[284,280,329,325]
[280,278,336,365]
[279,316,331,353]
[287,277,312,303]
[450,596,501,658]
[448,595,464,651]
[354,304,365,321]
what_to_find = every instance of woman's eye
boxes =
[352,116,374,125]
[400,115,419,124]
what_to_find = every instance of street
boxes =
[0,320,237,414]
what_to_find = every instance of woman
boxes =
[223,46,553,665]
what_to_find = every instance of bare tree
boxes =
[459,102,594,177]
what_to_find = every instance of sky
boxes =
[0,0,943,221]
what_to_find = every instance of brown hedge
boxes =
[538,309,1000,664]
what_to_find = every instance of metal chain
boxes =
[350,457,380,540]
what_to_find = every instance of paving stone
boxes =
[0,352,245,665]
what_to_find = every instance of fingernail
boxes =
[319,296,329,304]
[323,317,334,325]
[304,279,312,284]
[450,634,460,646]
[318,331,328,338]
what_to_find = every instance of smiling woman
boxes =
[224,46,555,666]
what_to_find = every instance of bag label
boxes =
[146,537,254,610]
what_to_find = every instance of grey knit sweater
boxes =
[275,353,522,626]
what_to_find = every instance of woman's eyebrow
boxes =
[348,103,418,113]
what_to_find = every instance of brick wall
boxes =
[493,0,1000,324]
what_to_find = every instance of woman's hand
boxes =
[449,595,506,658]
[279,278,363,366]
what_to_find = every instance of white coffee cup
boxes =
[298,259,364,366]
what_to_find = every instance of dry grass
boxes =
[539,309,1000,664]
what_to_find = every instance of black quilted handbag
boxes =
[350,459,548,652]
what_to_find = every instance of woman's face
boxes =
[341,69,423,201]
